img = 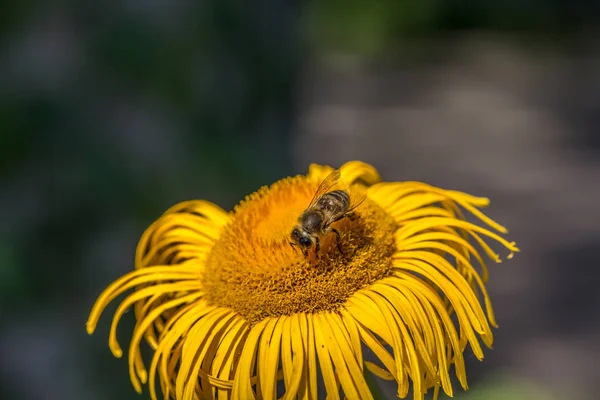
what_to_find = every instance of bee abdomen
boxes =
[328,190,350,203]
[318,190,350,211]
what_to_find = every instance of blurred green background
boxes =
[2,1,599,399]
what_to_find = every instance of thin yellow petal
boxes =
[109,282,200,357]
[135,200,229,270]
[395,217,519,259]
[160,305,218,398]
[149,328,174,400]
[281,313,305,400]
[354,322,397,380]
[137,292,173,351]
[86,266,198,334]
[394,252,490,337]
[321,313,373,400]
[213,320,250,400]
[361,291,424,400]
[312,314,340,400]
[381,278,452,395]
[365,362,394,381]
[257,317,281,400]
[232,320,268,400]
[392,206,455,222]
[162,199,230,223]
[307,163,335,182]
[384,193,448,219]
[401,239,496,328]
[300,313,318,400]
[339,309,363,366]
[393,271,467,390]
[399,231,488,281]
[125,292,201,393]
[182,313,239,399]
[315,314,361,400]
[176,308,230,399]
[148,301,211,400]
[210,318,247,376]
[348,294,408,397]
[339,160,382,186]
[442,189,507,232]
[371,284,437,380]
[281,316,293,391]
[141,240,210,268]
[397,258,484,358]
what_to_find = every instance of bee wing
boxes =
[346,184,368,213]
[307,169,341,208]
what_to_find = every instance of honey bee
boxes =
[290,170,366,257]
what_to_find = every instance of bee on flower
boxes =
[87,160,518,400]
[290,169,367,257]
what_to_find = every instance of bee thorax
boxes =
[300,211,323,231]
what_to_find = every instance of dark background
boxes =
[1,1,599,399]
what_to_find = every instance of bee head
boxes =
[291,227,313,249]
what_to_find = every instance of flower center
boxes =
[203,175,397,323]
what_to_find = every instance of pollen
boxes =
[203,175,397,323]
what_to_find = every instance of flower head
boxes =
[86,161,518,400]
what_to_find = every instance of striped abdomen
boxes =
[316,190,350,214]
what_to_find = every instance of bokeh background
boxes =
[2,1,599,399]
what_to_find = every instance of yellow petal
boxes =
[365,362,394,381]
[320,313,373,400]
[371,284,437,380]
[159,304,218,398]
[181,311,238,399]
[381,278,453,395]
[394,252,490,339]
[109,282,200,357]
[281,313,305,400]
[175,308,230,399]
[126,292,202,393]
[339,160,382,186]
[348,293,408,397]
[300,313,318,400]
[307,163,336,182]
[281,316,293,390]
[393,271,467,390]
[213,320,250,400]
[257,317,282,400]
[401,239,496,328]
[162,199,230,224]
[312,314,340,400]
[339,309,363,367]
[361,291,424,400]
[354,322,397,380]
[86,266,198,334]
[395,217,518,259]
[232,320,267,400]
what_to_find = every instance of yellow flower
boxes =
[86,160,518,400]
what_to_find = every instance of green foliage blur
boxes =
[302,0,597,56]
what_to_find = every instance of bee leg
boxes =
[346,212,358,221]
[314,237,321,256]
[332,228,343,254]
